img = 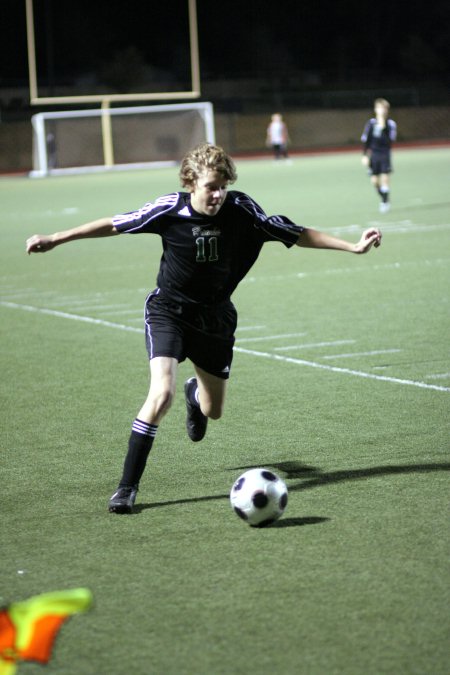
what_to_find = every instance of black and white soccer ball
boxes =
[230,468,288,527]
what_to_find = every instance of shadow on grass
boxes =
[133,498,328,528]
[269,516,330,528]
[132,461,450,516]
[134,493,228,513]
[230,460,450,493]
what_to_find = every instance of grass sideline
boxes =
[1,147,449,675]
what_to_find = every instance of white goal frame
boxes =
[30,102,215,177]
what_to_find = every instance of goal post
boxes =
[25,0,201,105]
[30,102,215,177]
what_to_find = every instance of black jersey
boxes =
[361,118,397,154]
[112,190,303,305]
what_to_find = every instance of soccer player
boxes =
[361,98,397,213]
[266,113,289,160]
[26,143,382,514]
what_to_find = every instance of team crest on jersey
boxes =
[192,226,221,237]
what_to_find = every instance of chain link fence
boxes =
[1,103,449,173]
[216,106,450,155]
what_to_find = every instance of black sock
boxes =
[119,419,158,489]
[377,187,389,203]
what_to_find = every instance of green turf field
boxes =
[1,147,449,674]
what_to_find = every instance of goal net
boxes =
[30,102,215,177]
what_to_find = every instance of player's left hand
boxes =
[354,228,382,254]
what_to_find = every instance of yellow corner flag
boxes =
[0,588,93,674]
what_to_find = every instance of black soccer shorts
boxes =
[370,152,392,175]
[144,290,237,379]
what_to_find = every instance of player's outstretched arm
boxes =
[296,227,381,254]
[26,217,118,254]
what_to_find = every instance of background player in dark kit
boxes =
[361,98,397,213]
[26,143,382,514]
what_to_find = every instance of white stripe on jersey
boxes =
[234,193,302,243]
[259,220,302,243]
[388,119,397,141]
[261,215,302,243]
[112,193,179,230]
[234,193,267,221]
[361,118,397,142]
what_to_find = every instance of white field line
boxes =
[425,372,450,380]
[235,325,266,332]
[93,307,141,316]
[274,339,356,351]
[237,332,307,343]
[61,303,131,312]
[321,349,402,360]
[241,256,450,284]
[2,301,449,393]
[1,301,142,334]
[235,346,450,393]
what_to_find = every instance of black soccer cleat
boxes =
[184,377,208,442]
[108,486,137,514]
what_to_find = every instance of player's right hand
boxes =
[26,234,55,254]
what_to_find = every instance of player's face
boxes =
[375,102,388,118]
[190,170,228,216]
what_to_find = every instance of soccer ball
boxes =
[230,468,288,527]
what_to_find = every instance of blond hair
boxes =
[374,98,390,111]
[179,143,237,189]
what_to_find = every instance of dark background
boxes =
[1,0,449,113]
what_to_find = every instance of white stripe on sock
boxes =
[132,419,158,437]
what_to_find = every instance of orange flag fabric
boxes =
[0,588,92,674]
